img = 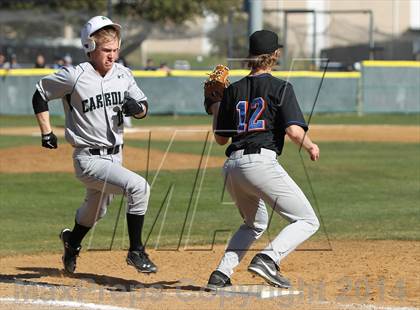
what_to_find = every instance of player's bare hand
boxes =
[41,131,58,149]
[307,144,319,161]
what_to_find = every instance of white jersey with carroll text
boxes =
[36,62,146,148]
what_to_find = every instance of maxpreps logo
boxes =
[81,92,123,113]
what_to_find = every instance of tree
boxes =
[0,0,243,58]
[0,1,106,41]
[114,0,242,58]
[207,11,248,66]
[208,10,282,69]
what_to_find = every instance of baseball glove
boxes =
[203,64,230,115]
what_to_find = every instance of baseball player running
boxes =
[32,16,157,274]
[205,30,320,289]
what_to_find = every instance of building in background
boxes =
[0,0,419,69]
[263,0,420,68]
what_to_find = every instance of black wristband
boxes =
[42,131,53,138]
[133,101,148,119]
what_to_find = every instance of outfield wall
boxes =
[0,61,418,116]
[361,61,420,113]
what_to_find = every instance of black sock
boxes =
[69,221,91,247]
[126,213,144,252]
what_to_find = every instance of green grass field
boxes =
[1,114,419,256]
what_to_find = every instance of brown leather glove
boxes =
[203,64,230,115]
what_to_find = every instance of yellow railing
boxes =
[362,60,420,68]
[0,68,361,78]
[2,60,418,77]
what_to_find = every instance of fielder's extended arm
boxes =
[286,125,319,161]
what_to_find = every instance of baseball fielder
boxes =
[32,16,157,274]
[205,30,320,289]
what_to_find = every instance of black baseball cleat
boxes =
[248,253,291,288]
[126,250,158,273]
[207,270,232,290]
[59,228,81,274]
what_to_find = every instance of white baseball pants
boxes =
[72,147,150,227]
[216,148,319,277]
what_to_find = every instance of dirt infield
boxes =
[0,124,418,173]
[0,144,226,173]
[0,124,419,143]
[0,241,419,309]
[120,124,420,143]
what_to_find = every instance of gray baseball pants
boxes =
[72,147,150,228]
[216,148,319,277]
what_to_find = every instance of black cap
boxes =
[249,30,283,56]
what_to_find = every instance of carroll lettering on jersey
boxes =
[82,91,123,113]
[96,94,103,109]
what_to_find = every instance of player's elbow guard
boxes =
[32,89,49,114]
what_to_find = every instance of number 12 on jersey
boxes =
[236,97,266,133]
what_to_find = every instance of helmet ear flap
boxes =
[83,37,96,53]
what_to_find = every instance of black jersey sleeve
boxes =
[215,86,236,137]
[278,83,308,131]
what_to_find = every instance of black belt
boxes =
[89,145,121,155]
[243,147,261,155]
[226,147,261,157]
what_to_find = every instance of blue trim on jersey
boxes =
[248,73,271,78]
[286,121,308,131]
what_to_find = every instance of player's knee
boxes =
[144,180,151,197]
[307,215,320,234]
[126,178,150,205]
[128,177,149,196]
[126,177,150,215]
